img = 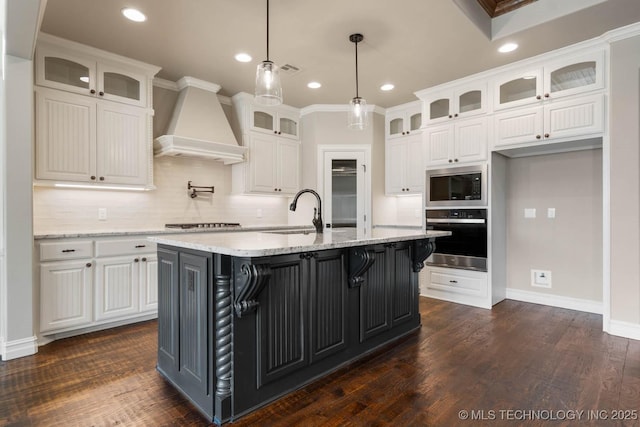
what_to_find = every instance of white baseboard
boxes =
[1,335,38,360]
[506,288,603,314]
[607,319,640,341]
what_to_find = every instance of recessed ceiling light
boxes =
[121,8,147,22]
[307,81,322,89]
[498,42,518,53]
[380,83,394,91]
[235,53,252,63]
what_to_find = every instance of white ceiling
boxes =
[39,0,640,108]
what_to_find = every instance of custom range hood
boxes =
[154,77,246,164]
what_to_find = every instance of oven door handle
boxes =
[426,218,486,224]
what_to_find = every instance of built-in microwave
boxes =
[425,164,487,207]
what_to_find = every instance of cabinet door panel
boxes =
[277,140,300,194]
[455,117,487,163]
[310,250,347,363]
[157,248,179,377]
[95,256,138,321]
[36,48,97,96]
[248,135,278,193]
[96,101,148,185]
[140,254,158,312]
[493,106,543,148]
[98,63,146,107]
[494,69,542,110]
[405,135,425,192]
[40,260,93,333]
[258,255,307,387]
[390,244,415,325]
[385,140,407,193]
[360,246,390,342]
[544,94,603,140]
[425,124,453,166]
[35,88,96,182]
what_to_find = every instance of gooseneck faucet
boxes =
[289,189,323,233]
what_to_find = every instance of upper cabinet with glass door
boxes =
[35,35,155,108]
[251,105,300,140]
[494,50,605,111]
[417,81,487,125]
[385,101,422,139]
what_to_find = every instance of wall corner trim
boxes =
[1,335,38,361]
[505,288,603,314]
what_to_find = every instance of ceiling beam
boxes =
[476,0,538,18]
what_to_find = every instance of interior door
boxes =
[323,151,367,233]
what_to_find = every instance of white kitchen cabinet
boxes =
[385,134,425,194]
[231,92,301,196]
[417,81,487,125]
[493,50,605,111]
[36,35,153,108]
[493,94,604,149]
[422,266,490,309]
[425,116,487,167]
[37,236,158,337]
[385,102,422,139]
[35,87,150,186]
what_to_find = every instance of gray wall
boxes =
[610,35,640,325]
[506,149,603,301]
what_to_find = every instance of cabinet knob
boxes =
[454,158,459,162]
[274,130,277,134]
[402,131,405,135]
[90,89,96,94]
[448,115,453,119]
[142,257,147,262]
[536,135,542,139]
[86,263,92,268]
[90,175,96,180]
[544,133,550,138]
[448,159,453,163]
[406,188,410,191]
[99,176,105,181]
[406,130,410,134]
[454,113,458,118]
[99,91,104,96]
[278,131,282,135]
[544,93,550,98]
[134,258,139,262]
[536,95,542,100]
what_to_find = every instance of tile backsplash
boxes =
[33,156,289,234]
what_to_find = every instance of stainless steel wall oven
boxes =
[426,209,487,272]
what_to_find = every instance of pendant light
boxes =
[255,0,283,105]
[348,33,368,130]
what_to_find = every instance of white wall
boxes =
[505,149,603,302]
[0,0,6,358]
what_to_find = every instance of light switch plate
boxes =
[547,208,556,218]
[98,208,107,221]
[524,208,536,219]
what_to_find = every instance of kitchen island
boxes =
[149,227,449,424]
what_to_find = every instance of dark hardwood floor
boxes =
[1,298,639,426]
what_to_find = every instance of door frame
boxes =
[317,145,372,234]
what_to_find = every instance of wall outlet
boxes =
[257,208,263,218]
[547,208,556,218]
[524,208,536,219]
[531,269,552,288]
[414,208,421,218]
[98,208,107,221]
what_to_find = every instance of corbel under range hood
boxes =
[154,77,246,164]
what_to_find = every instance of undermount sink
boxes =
[265,229,316,235]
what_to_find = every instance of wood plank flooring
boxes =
[1,298,639,426]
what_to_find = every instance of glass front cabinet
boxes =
[493,50,604,111]
[251,107,299,140]
[419,82,487,125]
[385,102,422,139]
[36,43,148,108]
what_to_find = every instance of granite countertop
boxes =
[148,227,450,257]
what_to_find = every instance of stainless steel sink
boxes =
[264,229,316,235]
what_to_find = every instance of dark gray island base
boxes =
[150,228,447,424]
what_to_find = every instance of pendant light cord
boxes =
[266,0,270,61]
[354,39,359,98]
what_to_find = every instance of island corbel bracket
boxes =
[348,247,375,288]
[412,239,436,272]
[234,263,271,317]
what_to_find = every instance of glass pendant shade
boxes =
[348,96,368,130]
[255,60,282,105]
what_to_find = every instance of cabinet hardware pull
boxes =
[544,93,550,98]
[99,91,104,96]
[536,135,542,139]
[86,263,92,268]
[142,257,147,262]
[454,113,458,117]
[90,89,96,94]
[544,133,550,138]
[448,159,453,163]
[134,258,139,262]
[61,249,76,253]
[450,280,458,283]
[536,95,542,100]
[135,244,146,248]
[99,176,105,181]
[448,115,453,118]
[454,158,459,162]
[407,130,410,134]
[90,175,96,180]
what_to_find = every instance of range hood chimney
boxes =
[154,77,246,164]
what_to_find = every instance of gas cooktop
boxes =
[165,222,241,229]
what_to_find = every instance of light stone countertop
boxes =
[148,227,450,257]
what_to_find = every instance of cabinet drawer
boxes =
[428,270,487,298]
[95,238,157,257]
[40,240,93,261]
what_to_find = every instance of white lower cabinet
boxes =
[40,259,93,333]
[422,266,490,309]
[38,236,158,337]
